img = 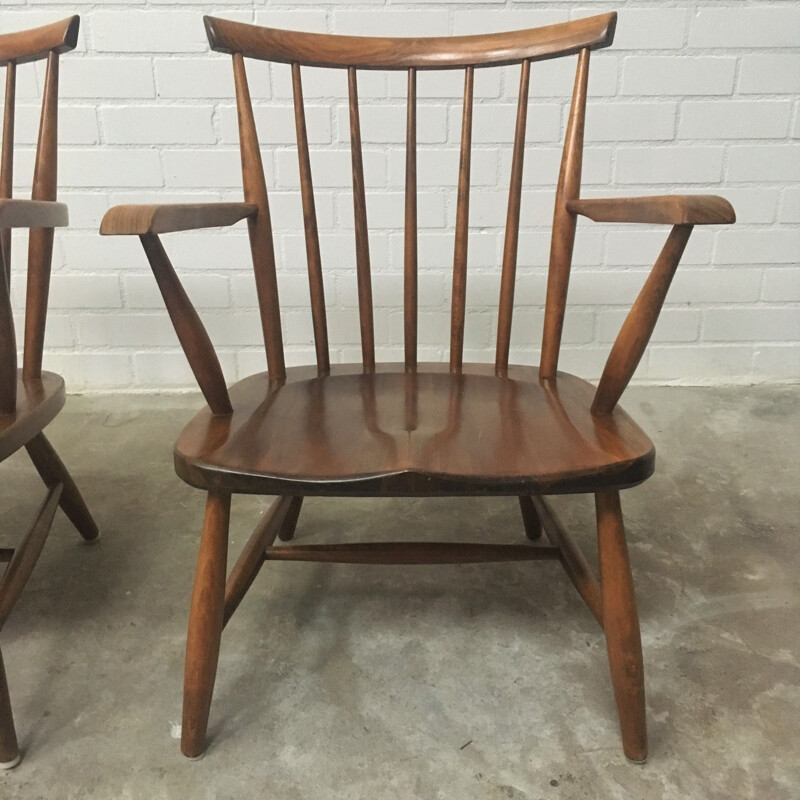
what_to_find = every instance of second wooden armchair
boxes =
[101,11,734,763]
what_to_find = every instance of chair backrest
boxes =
[0,16,78,413]
[206,13,616,383]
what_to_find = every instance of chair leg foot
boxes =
[0,650,20,770]
[595,490,648,763]
[518,495,542,540]
[25,433,99,542]
[181,492,230,759]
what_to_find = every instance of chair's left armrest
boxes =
[0,199,68,228]
[567,194,735,226]
[100,202,257,236]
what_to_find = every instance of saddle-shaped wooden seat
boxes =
[101,10,735,764]
[175,364,654,496]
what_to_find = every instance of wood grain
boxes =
[348,67,375,372]
[100,203,255,235]
[593,225,693,415]
[568,195,735,226]
[540,48,589,379]
[233,53,286,381]
[140,233,232,415]
[496,59,531,372]
[23,51,59,381]
[404,68,418,372]
[596,490,647,763]
[1,62,15,280]
[182,491,230,759]
[449,66,474,372]
[204,13,616,69]
[292,63,330,374]
[0,16,79,66]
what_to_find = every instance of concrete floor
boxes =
[0,386,797,799]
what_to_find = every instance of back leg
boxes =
[25,433,98,542]
[518,495,542,541]
[0,649,20,769]
[595,490,647,763]
[277,496,303,542]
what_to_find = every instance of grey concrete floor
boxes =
[0,386,797,799]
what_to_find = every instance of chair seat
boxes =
[174,363,655,496]
[0,371,65,462]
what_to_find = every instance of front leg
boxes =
[181,491,230,758]
[596,490,647,763]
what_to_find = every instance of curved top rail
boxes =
[0,16,79,66]
[204,13,616,70]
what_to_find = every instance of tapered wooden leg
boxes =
[518,495,542,540]
[277,496,303,542]
[181,491,230,759]
[0,649,20,769]
[595,490,647,763]
[25,433,98,542]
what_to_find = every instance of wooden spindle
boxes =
[1,62,15,281]
[0,255,16,415]
[23,52,58,381]
[449,66,474,373]
[592,224,693,415]
[496,59,531,373]
[233,53,286,382]
[404,68,418,372]
[540,48,589,379]
[292,63,329,374]
[348,67,375,372]
[140,234,232,415]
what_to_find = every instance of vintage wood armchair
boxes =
[100,12,735,763]
[0,17,99,769]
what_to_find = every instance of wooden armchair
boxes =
[0,17,98,769]
[101,12,735,763]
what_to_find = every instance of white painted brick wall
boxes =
[2,1,798,390]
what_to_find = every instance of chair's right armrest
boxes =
[100,202,257,236]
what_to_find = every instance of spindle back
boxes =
[205,13,617,381]
[0,16,78,413]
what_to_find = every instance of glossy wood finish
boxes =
[174,364,655,496]
[0,16,79,67]
[496,59,531,373]
[0,18,95,768]
[596,490,647,762]
[139,233,232,415]
[569,194,736,226]
[98,12,738,761]
[223,495,294,626]
[593,225,692,415]
[265,542,560,564]
[0,372,64,461]
[540,47,589,379]
[449,67,474,372]
[292,65,329,374]
[233,53,285,382]
[1,63,15,280]
[533,494,602,626]
[348,68,376,372]
[25,432,99,542]
[24,51,59,382]
[404,68,418,372]
[182,491,230,759]
[99,202,255,235]
[204,13,617,69]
